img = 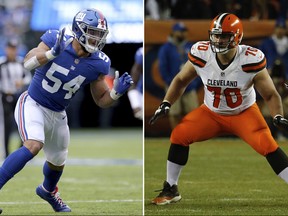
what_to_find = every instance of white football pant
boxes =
[14,91,70,166]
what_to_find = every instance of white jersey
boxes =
[188,41,266,115]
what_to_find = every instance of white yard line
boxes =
[0,158,143,166]
[0,199,142,205]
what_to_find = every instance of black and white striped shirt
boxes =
[0,56,31,94]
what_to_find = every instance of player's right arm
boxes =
[23,42,51,69]
[24,28,73,71]
[150,41,206,125]
[149,60,197,125]
[164,60,197,104]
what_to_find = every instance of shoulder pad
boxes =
[188,41,210,68]
[240,45,267,73]
[90,51,111,76]
[40,29,59,48]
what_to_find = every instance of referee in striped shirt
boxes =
[0,39,31,158]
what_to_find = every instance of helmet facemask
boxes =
[209,28,235,53]
[76,22,109,53]
[209,13,243,54]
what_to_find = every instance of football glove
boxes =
[110,71,133,100]
[149,101,171,125]
[273,114,288,131]
[51,28,73,57]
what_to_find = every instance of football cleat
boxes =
[151,181,182,205]
[36,185,71,212]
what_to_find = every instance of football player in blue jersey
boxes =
[128,47,143,120]
[0,8,133,212]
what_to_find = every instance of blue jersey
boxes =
[258,37,288,79]
[135,47,143,65]
[28,30,111,111]
[158,41,202,92]
[134,47,143,93]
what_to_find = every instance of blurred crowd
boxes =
[145,0,287,20]
[0,0,31,57]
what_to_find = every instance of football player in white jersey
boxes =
[150,13,288,205]
[0,8,133,212]
[128,47,143,120]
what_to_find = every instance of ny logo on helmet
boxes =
[75,12,86,21]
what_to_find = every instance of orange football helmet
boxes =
[209,13,243,53]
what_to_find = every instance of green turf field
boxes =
[145,137,288,215]
[0,128,143,216]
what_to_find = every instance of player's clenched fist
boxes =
[149,101,171,125]
[273,114,288,131]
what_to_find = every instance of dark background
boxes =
[80,43,143,128]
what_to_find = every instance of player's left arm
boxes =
[254,68,283,117]
[90,71,133,108]
[254,68,288,130]
[90,74,114,108]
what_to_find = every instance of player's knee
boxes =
[248,129,278,156]
[47,161,65,171]
[257,132,278,156]
[45,150,68,166]
[170,125,193,147]
[23,140,43,156]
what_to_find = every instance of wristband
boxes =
[45,50,56,61]
[110,88,121,100]
[162,100,171,107]
[127,89,142,109]
[23,56,40,71]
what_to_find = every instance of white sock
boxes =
[166,160,184,186]
[278,167,288,183]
